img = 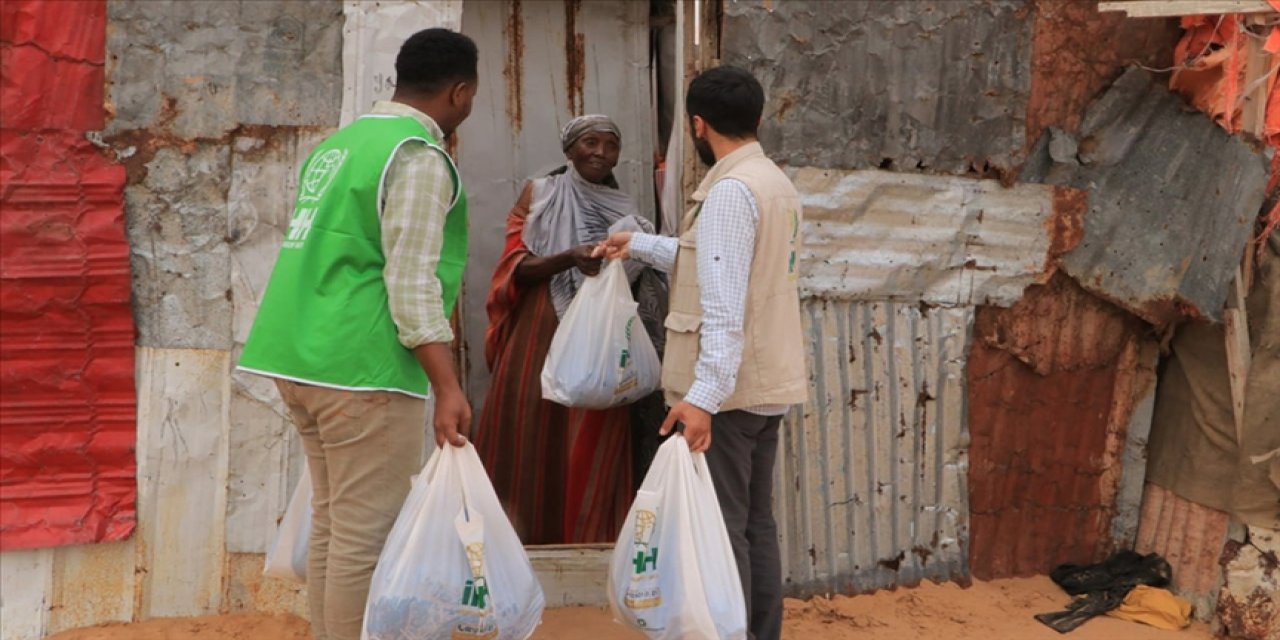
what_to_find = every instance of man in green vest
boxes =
[238,28,477,640]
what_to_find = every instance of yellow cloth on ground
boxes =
[1105,585,1193,630]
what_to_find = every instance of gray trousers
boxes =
[703,410,784,640]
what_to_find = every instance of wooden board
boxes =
[528,544,614,607]
[1224,267,1251,447]
[1098,1,1276,17]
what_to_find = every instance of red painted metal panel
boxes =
[0,0,108,131]
[0,0,135,550]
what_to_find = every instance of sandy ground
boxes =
[46,576,1213,640]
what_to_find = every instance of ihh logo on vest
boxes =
[282,207,316,249]
[283,149,349,249]
[299,149,348,203]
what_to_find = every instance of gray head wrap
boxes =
[560,114,621,153]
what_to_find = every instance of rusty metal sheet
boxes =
[1026,0,1180,142]
[104,0,343,139]
[455,0,655,408]
[103,1,344,350]
[722,0,1033,176]
[778,299,971,596]
[791,167,1079,307]
[1022,67,1269,326]
[223,552,308,618]
[1108,354,1159,552]
[47,540,137,634]
[1136,482,1232,620]
[967,273,1156,579]
[122,143,235,349]
[1217,525,1280,639]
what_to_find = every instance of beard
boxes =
[692,134,716,167]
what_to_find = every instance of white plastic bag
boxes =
[608,436,747,640]
[362,442,545,640]
[264,469,312,584]
[541,259,660,409]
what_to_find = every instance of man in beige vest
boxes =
[598,66,806,640]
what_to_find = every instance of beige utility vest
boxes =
[662,142,808,411]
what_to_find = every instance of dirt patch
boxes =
[780,576,1212,640]
[47,576,1212,640]
[45,613,311,640]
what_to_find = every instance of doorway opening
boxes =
[453,0,683,571]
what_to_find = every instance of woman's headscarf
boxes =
[522,115,657,318]
[559,115,621,153]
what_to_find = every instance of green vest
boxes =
[238,115,468,398]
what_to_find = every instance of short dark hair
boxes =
[395,28,478,95]
[685,66,764,139]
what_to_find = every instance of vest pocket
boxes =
[663,311,703,333]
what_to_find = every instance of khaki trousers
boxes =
[275,380,426,640]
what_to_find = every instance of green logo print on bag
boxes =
[453,509,496,640]
[454,540,499,639]
[619,316,635,369]
[624,504,662,613]
[633,546,658,574]
[461,577,490,609]
[613,317,639,398]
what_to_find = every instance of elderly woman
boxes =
[476,115,666,544]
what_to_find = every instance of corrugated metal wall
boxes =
[776,167,1068,595]
[779,300,971,595]
[1135,483,1232,621]
[966,274,1159,579]
[725,0,1192,594]
[721,0,1034,175]
[3,0,1249,635]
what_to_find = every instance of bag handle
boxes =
[601,259,631,303]
[679,435,724,501]
[446,444,491,610]
[445,443,480,523]
[413,445,444,489]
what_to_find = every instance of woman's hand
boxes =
[569,243,603,276]
[515,243,603,284]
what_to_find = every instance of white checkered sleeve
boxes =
[683,178,758,414]
[629,232,677,272]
